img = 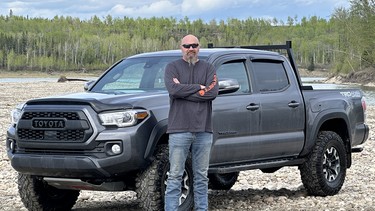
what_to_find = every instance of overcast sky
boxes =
[1,0,351,22]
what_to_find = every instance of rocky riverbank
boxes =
[0,81,374,211]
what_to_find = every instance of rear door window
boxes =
[251,60,289,92]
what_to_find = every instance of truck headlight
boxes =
[11,103,25,125]
[98,109,149,127]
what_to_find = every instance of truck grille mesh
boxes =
[18,129,44,140]
[22,111,79,120]
[57,130,85,141]
[18,129,85,141]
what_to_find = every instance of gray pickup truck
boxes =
[6,41,369,211]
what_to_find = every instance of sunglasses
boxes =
[182,43,199,49]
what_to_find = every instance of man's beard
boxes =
[186,52,198,66]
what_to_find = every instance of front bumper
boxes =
[6,129,144,178]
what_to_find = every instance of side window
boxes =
[252,60,289,92]
[216,60,250,94]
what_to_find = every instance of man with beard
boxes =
[164,34,219,211]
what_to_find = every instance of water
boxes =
[1,77,374,105]
[302,77,375,106]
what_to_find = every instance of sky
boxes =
[1,0,351,23]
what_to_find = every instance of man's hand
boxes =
[173,78,180,84]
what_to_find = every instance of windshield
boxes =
[91,56,179,94]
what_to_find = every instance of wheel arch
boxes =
[303,110,352,166]
[143,119,169,160]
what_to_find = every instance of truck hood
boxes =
[26,91,170,112]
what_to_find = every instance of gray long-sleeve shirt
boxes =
[164,59,218,133]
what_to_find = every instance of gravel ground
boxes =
[0,81,374,211]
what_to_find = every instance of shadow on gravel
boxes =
[72,200,141,211]
[208,187,311,209]
[210,187,308,201]
[72,187,308,210]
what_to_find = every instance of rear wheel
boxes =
[18,173,80,211]
[136,145,194,211]
[299,131,347,196]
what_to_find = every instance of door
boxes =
[210,57,261,165]
[249,58,305,160]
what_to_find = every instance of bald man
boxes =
[164,34,219,211]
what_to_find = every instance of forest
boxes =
[0,0,374,75]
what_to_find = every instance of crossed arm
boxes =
[165,63,218,102]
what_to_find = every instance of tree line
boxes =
[0,0,374,74]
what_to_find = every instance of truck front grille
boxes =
[17,111,93,143]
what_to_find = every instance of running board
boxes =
[208,158,306,174]
[44,177,125,191]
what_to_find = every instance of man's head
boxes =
[180,34,200,66]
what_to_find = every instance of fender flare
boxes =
[301,109,350,157]
[143,119,168,160]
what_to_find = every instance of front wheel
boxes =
[299,131,347,196]
[136,145,194,211]
[18,173,80,210]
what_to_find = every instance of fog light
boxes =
[111,144,121,154]
[7,138,15,152]
[10,140,15,151]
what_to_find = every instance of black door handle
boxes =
[246,103,260,111]
[288,101,300,108]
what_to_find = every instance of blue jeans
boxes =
[165,132,213,211]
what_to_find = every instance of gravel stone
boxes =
[0,81,374,211]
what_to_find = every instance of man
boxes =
[164,34,219,211]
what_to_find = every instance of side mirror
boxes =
[84,80,96,91]
[218,78,240,95]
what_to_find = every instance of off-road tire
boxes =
[136,145,194,211]
[18,173,80,211]
[208,172,239,190]
[299,131,347,196]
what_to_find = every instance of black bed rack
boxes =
[207,41,303,88]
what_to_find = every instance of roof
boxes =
[127,48,280,59]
